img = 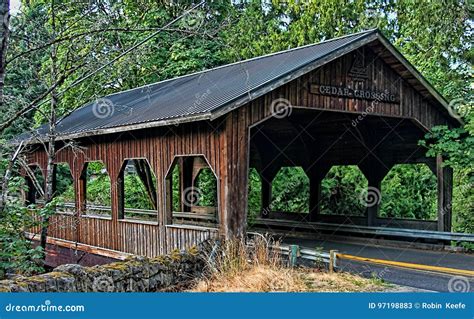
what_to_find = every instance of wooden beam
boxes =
[26,232,131,260]
[133,159,157,210]
[180,157,193,212]
[359,158,393,227]
[436,155,453,232]
[259,169,278,218]
[306,165,331,222]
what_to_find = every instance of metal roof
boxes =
[22,29,455,141]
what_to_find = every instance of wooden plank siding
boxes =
[25,44,452,256]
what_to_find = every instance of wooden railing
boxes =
[58,203,219,227]
[30,202,218,257]
[57,203,158,221]
[172,206,217,226]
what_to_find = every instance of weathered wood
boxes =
[436,155,453,232]
[259,169,277,218]
[24,41,458,257]
[306,165,330,222]
[133,159,157,210]
[180,157,193,212]
[358,158,393,227]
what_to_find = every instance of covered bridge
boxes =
[22,29,460,260]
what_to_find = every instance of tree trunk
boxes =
[40,2,58,252]
[39,88,57,251]
[0,0,11,210]
[0,142,23,214]
[0,0,10,107]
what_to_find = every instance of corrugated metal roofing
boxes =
[22,29,377,140]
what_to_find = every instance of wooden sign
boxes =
[310,84,398,103]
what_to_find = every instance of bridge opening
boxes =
[53,162,75,214]
[80,161,111,217]
[320,165,367,217]
[165,155,218,227]
[118,158,158,222]
[380,163,437,221]
[25,165,44,205]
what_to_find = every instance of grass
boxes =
[191,237,388,292]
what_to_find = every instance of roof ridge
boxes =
[102,28,378,100]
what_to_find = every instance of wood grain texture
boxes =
[26,44,455,254]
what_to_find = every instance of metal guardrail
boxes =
[253,218,474,243]
[273,244,338,272]
[246,232,337,272]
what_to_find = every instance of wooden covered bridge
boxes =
[22,29,461,262]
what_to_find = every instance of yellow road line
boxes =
[337,253,474,277]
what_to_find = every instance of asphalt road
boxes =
[338,259,474,292]
[282,237,474,292]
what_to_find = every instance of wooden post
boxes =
[51,164,57,196]
[307,165,330,222]
[329,250,337,273]
[117,172,125,219]
[436,155,453,232]
[260,169,277,218]
[260,177,272,218]
[366,177,381,226]
[218,113,250,239]
[180,157,193,212]
[77,163,87,215]
[75,161,86,244]
[165,172,173,224]
[25,176,35,205]
[359,159,392,226]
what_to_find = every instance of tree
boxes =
[420,107,473,234]
[0,0,10,108]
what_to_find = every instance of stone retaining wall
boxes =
[0,248,204,292]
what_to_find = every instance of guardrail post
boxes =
[289,244,299,267]
[329,250,338,273]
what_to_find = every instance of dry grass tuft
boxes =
[193,236,387,292]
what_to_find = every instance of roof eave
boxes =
[374,33,463,126]
[21,112,214,144]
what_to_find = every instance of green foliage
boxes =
[420,110,473,173]
[85,162,111,207]
[54,163,74,202]
[122,160,158,212]
[1,3,49,138]
[452,169,474,234]
[170,162,217,212]
[421,108,474,233]
[247,168,262,223]
[172,164,180,212]
[32,166,45,196]
[123,174,155,210]
[195,168,217,207]
[0,1,472,277]
[0,176,44,279]
[321,166,367,216]
[271,167,309,213]
[223,0,472,101]
[380,164,437,220]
